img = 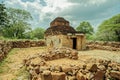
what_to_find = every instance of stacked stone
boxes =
[86,41,120,51]
[12,40,45,48]
[24,56,120,80]
[24,47,120,80]
[38,47,78,61]
[0,40,45,62]
[0,41,13,61]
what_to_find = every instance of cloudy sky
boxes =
[1,0,120,30]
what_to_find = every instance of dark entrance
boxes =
[72,38,77,49]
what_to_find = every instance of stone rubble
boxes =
[23,47,120,80]
[86,41,120,51]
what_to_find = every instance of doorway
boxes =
[72,38,77,49]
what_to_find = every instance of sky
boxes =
[1,0,120,31]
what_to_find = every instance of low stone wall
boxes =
[24,47,120,80]
[86,41,120,51]
[0,41,13,61]
[0,40,45,61]
[39,47,78,61]
[24,47,79,80]
[12,40,45,48]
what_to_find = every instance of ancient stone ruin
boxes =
[0,40,45,61]
[45,17,86,50]
[24,47,120,80]
[0,17,120,80]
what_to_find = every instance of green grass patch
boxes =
[0,48,19,74]
[12,67,30,80]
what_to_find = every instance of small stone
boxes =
[76,72,87,80]
[71,50,78,56]
[61,65,73,73]
[93,70,105,80]
[110,71,120,79]
[98,65,106,71]
[51,72,66,80]
[87,64,98,72]
[67,76,76,80]
[42,70,51,75]
[41,70,52,80]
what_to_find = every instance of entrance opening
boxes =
[72,38,77,49]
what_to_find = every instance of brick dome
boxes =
[45,17,76,36]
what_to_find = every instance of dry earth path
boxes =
[78,50,120,63]
[0,47,46,80]
[0,47,120,80]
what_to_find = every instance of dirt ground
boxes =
[0,47,120,80]
[0,47,46,80]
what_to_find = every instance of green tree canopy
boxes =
[24,27,45,39]
[0,3,9,34]
[32,27,45,39]
[76,21,94,40]
[76,21,94,35]
[96,14,120,41]
[3,8,32,39]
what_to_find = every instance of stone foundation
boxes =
[12,40,45,48]
[86,41,120,51]
[0,40,45,61]
[24,47,120,80]
[0,41,13,61]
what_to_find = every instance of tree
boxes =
[24,27,45,39]
[0,3,9,35]
[76,21,94,34]
[33,27,45,39]
[3,8,32,38]
[76,21,94,39]
[96,14,120,41]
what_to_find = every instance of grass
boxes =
[0,47,45,80]
[0,49,18,74]
[0,48,25,80]
[0,47,119,80]
[12,67,30,80]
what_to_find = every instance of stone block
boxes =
[87,64,98,72]
[41,70,52,80]
[61,65,73,73]
[93,70,105,80]
[110,71,120,79]
[51,72,66,80]
[76,72,87,80]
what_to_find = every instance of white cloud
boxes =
[4,0,120,30]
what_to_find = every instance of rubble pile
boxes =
[24,48,120,80]
[87,41,120,51]
[38,47,78,61]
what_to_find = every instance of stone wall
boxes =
[0,41,13,61]
[0,40,45,61]
[24,47,120,80]
[86,41,120,51]
[45,35,62,48]
[12,40,45,48]
[45,35,86,50]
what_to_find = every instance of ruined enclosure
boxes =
[24,47,120,80]
[0,18,120,80]
[45,17,86,50]
[0,40,120,80]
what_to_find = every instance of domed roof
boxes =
[45,17,76,36]
[51,17,69,23]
